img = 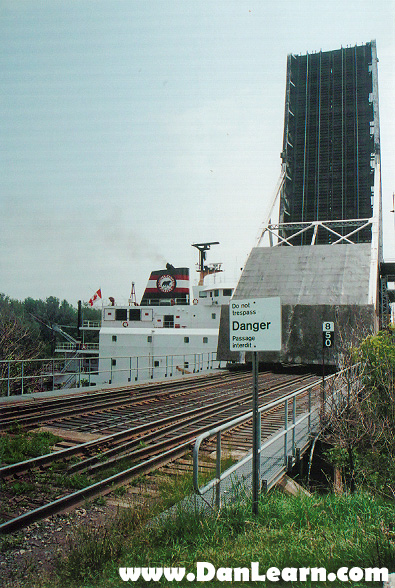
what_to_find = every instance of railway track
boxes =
[0,371,250,430]
[0,371,320,534]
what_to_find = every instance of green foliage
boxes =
[0,294,101,395]
[49,491,394,588]
[0,430,61,464]
[0,534,24,553]
[52,473,92,490]
[55,506,148,585]
[358,327,395,417]
[23,295,101,352]
[327,328,395,496]
[0,295,46,394]
[156,472,196,510]
[156,457,235,511]
[9,480,37,495]
[113,485,127,497]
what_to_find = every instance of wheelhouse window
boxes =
[129,308,141,321]
[223,289,233,297]
[115,308,127,321]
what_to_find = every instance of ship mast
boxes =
[192,242,223,286]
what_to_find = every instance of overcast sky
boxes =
[1,0,394,307]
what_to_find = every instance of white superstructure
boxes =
[96,244,234,385]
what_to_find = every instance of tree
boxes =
[325,327,395,497]
[0,293,102,394]
[0,294,45,395]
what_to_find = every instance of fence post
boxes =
[252,351,260,515]
[292,396,296,456]
[216,432,221,509]
[7,361,10,396]
[21,361,24,395]
[284,399,288,465]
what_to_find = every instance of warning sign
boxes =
[230,297,281,351]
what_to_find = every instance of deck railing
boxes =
[55,342,99,352]
[0,351,220,397]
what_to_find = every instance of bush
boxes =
[327,328,395,496]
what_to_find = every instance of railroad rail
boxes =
[0,371,319,534]
[0,371,247,429]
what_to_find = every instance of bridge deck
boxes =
[185,367,359,514]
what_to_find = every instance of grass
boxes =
[3,434,392,588]
[0,429,61,464]
[156,456,236,511]
[8,480,37,495]
[55,506,149,587]
[30,489,394,588]
[52,472,93,490]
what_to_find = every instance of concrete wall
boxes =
[218,303,376,366]
[235,244,373,306]
[217,244,377,366]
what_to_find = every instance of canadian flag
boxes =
[89,288,102,306]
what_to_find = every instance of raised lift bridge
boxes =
[219,40,392,367]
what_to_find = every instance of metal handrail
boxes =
[55,342,99,351]
[0,351,220,396]
[82,320,101,328]
[193,366,359,507]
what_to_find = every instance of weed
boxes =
[156,471,194,510]
[0,534,24,552]
[155,457,235,511]
[9,480,36,495]
[56,505,149,585]
[94,496,107,506]
[0,430,61,464]
[113,485,127,497]
[33,488,395,587]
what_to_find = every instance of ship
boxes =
[77,242,235,386]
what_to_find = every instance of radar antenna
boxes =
[191,242,223,285]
